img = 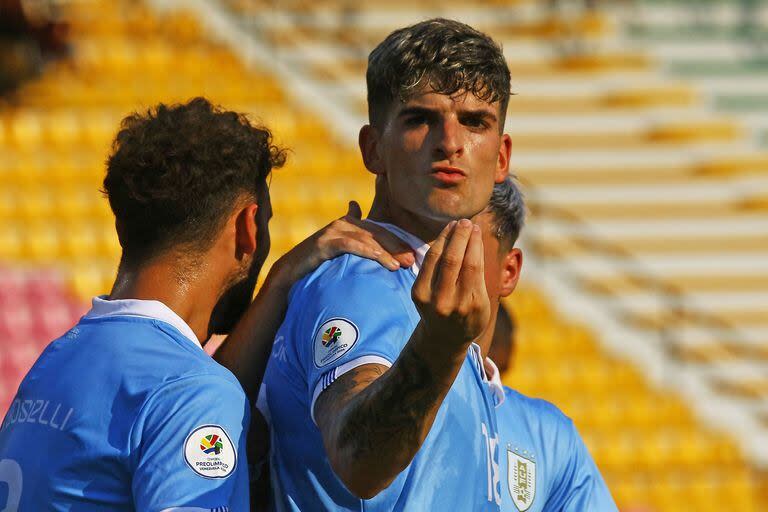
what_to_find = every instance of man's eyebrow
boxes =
[396,106,435,118]
[458,108,498,123]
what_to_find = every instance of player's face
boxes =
[369,89,511,224]
[208,188,272,336]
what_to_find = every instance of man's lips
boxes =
[430,165,466,184]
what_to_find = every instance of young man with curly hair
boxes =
[0,97,414,510]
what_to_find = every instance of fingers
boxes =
[346,200,363,220]
[457,223,486,299]
[331,237,401,271]
[433,219,474,301]
[340,201,415,269]
[360,221,416,268]
[414,220,455,300]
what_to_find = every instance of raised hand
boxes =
[411,219,491,350]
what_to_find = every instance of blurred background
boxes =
[1,0,767,510]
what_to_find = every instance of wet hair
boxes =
[366,18,511,129]
[487,176,525,249]
[103,97,285,267]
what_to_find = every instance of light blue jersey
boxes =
[496,385,617,512]
[260,223,502,511]
[0,297,250,511]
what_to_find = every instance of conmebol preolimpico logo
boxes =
[200,434,223,455]
[184,425,236,479]
[322,326,342,347]
[313,318,359,367]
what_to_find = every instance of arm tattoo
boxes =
[316,341,452,486]
[338,345,438,453]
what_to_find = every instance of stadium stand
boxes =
[626,0,768,147]
[1,0,766,510]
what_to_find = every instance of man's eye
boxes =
[463,116,489,129]
[404,115,427,126]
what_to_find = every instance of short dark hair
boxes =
[103,97,285,266]
[488,176,525,249]
[366,18,511,128]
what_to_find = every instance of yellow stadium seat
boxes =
[21,225,61,263]
[0,225,23,260]
[46,111,82,147]
[9,112,44,148]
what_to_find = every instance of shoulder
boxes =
[502,386,575,435]
[299,254,409,293]
[286,254,415,327]
[136,372,248,440]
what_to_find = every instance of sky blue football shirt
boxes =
[0,297,250,511]
[260,222,502,511]
[495,383,618,512]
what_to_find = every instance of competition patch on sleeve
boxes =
[313,318,359,368]
[183,425,237,479]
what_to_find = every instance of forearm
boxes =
[322,322,469,498]
[214,262,293,400]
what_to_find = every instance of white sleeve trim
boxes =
[310,355,393,425]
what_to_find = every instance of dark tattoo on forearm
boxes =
[334,345,445,463]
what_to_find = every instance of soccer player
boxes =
[473,180,618,511]
[0,98,413,510]
[256,18,513,510]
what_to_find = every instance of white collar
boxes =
[364,220,429,276]
[85,296,201,349]
[483,356,506,408]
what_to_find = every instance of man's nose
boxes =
[433,117,464,159]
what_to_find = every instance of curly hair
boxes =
[103,97,286,266]
[366,18,511,129]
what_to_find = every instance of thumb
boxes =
[346,200,363,220]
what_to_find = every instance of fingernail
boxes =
[448,220,457,228]
[473,224,480,232]
[390,260,400,269]
[459,218,472,228]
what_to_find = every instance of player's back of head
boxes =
[102,97,285,268]
[487,176,526,250]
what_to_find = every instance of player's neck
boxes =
[368,195,444,245]
[109,254,222,343]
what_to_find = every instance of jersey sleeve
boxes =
[547,420,618,512]
[290,259,416,423]
[130,374,251,512]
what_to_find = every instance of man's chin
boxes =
[425,193,481,222]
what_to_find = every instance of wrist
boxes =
[410,322,470,375]
[264,255,298,293]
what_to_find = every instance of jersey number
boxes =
[0,459,22,512]
[481,422,501,506]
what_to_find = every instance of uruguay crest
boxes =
[508,449,536,511]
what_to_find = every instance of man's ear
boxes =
[359,124,385,176]
[499,248,522,298]
[235,203,258,259]
[495,133,512,183]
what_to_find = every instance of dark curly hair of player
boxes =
[103,97,286,268]
[366,18,511,130]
